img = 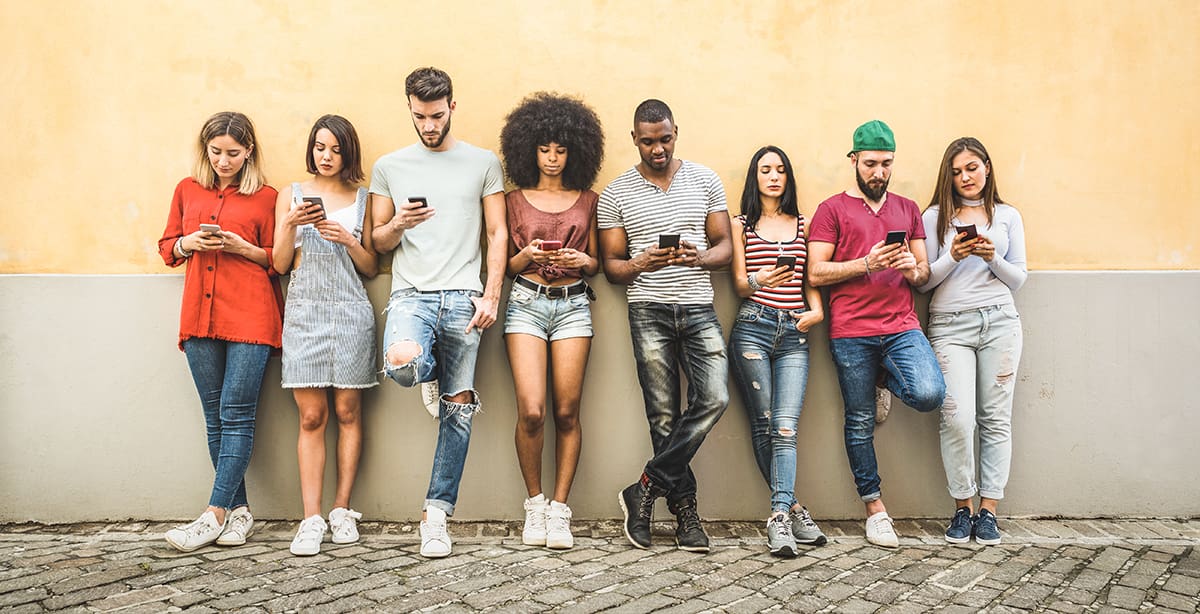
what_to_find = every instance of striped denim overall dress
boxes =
[281,185,377,389]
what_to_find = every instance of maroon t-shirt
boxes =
[808,192,926,339]
[506,189,598,281]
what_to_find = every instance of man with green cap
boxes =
[806,120,946,548]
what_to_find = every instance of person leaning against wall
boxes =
[728,146,828,558]
[157,111,281,553]
[498,93,605,550]
[601,99,733,554]
[806,120,945,549]
[370,67,508,559]
[918,137,1027,546]
[272,115,379,556]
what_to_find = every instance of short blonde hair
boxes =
[192,111,266,195]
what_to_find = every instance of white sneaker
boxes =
[329,507,362,544]
[420,507,452,558]
[865,511,900,548]
[165,510,225,552]
[522,494,548,546]
[545,501,574,550]
[420,380,440,418]
[216,506,254,546]
[289,515,327,556]
[875,387,892,423]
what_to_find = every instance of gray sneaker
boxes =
[767,513,798,557]
[790,506,828,546]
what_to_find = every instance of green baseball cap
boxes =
[847,120,895,157]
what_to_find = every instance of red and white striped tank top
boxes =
[740,214,808,310]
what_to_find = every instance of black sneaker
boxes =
[618,475,659,549]
[671,498,710,553]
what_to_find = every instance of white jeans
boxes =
[929,304,1023,500]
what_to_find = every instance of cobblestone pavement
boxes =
[1,518,1197,613]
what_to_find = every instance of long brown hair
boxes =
[925,137,1004,247]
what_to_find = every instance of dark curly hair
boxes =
[500,92,605,191]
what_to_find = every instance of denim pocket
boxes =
[509,284,536,306]
[735,304,761,324]
[929,313,954,327]
[568,293,588,309]
[1000,304,1021,320]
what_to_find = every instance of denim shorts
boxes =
[503,277,593,341]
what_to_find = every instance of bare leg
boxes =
[506,333,549,498]
[980,497,999,514]
[331,389,363,510]
[294,388,330,518]
[548,336,591,503]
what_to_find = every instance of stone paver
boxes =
[0,519,1197,612]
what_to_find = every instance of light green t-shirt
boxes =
[369,141,504,293]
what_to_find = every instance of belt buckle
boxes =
[547,286,566,299]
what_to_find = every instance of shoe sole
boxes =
[331,535,359,545]
[866,538,899,548]
[675,538,710,553]
[975,536,1001,546]
[165,535,217,553]
[522,535,547,546]
[215,528,253,547]
[945,534,971,544]
[290,545,321,556]
[769,544,798,558]
[796,535,828,546]
[617,491,650,549]
[546,538,573,549]
[420,548,451,558]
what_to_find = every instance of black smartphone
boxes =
[658,233,680,249]
[408,197,428,209]
[955,224,978,240]
[885,230,907,245]
[301,196,327,220]
[776,255,797,269]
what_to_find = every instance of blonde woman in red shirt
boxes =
[157,111,282,552]
[273,115,378,556]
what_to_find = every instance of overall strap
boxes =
[354,187,368,236]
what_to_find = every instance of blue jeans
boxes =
[929,304,1023,500]
[627,302,729,506]
[728,302,811,514]
[829,329,945,501]
[382,289,482,516]
[182,337,271,510]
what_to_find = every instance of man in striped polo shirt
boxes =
[599,99,733,552]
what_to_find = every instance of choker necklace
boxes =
[961,198,984,207]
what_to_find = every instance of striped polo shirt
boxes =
[598,161,728,304]
[740,214,808,310]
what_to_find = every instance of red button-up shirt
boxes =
[158,178,283,349]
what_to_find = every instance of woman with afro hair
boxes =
[499,92,604,550]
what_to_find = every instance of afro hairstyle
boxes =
[500,92,605,191]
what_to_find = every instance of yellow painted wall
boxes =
[2,0,1197,273]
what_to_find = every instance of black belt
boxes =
[514,275,588,299]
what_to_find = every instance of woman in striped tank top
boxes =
[729,146,829,557]
[272,115,378,556]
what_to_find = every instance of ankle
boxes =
[206,506,226,525]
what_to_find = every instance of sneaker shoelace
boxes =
[636,489,655,521]
[546,510,571,534]
[677,506,703,533]
[792,508,819,530]
[227,512,251,535]
[331,510,361,535]
[768,515,791,539]
[525,505,547,532]
[869,514,895,534]
[297,516,325,540]
[424,517,448,541]
[181,516,216,538]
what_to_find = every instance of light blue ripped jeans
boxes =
[383,288,483,516]
[928,303,1023,500]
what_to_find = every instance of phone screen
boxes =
[658,234,680,249]
[885,230,907,245]
[409,197,428,209]
[955,224,978,240]
[776,255,797,269]
[301,196,327,220]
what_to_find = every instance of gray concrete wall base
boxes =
[0,272,1195,522]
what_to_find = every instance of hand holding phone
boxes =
[300,196,327,221]
[775,255,797,269]
[884,230,908,246]
[955,224,978,240]
[199,223,222,236]
[539,240,563,251]
[658,233,680,249]
[408,197,428,209]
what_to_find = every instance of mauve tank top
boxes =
[506,189,598,281]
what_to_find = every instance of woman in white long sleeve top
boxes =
[919,137,1026,546]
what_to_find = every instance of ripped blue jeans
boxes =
[383,288,482,516]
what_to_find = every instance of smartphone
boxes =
[301,196,327,220]
[885,230,908,245]
[955,224,978,240]
[408,197,428,209]
[199,223,222,236]
[539,240,563,251]
[776,255,797,269]
[658,233,680,249]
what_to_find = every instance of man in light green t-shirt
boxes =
[369,67,507,559]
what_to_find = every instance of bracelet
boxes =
[747,272,763,291]
[863,255,871,277]
[175,237,193,259]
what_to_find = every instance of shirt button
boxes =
[205,293,212,298]
[218,194,224,199]
[207,266,214,271]
[210,215,216,220]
